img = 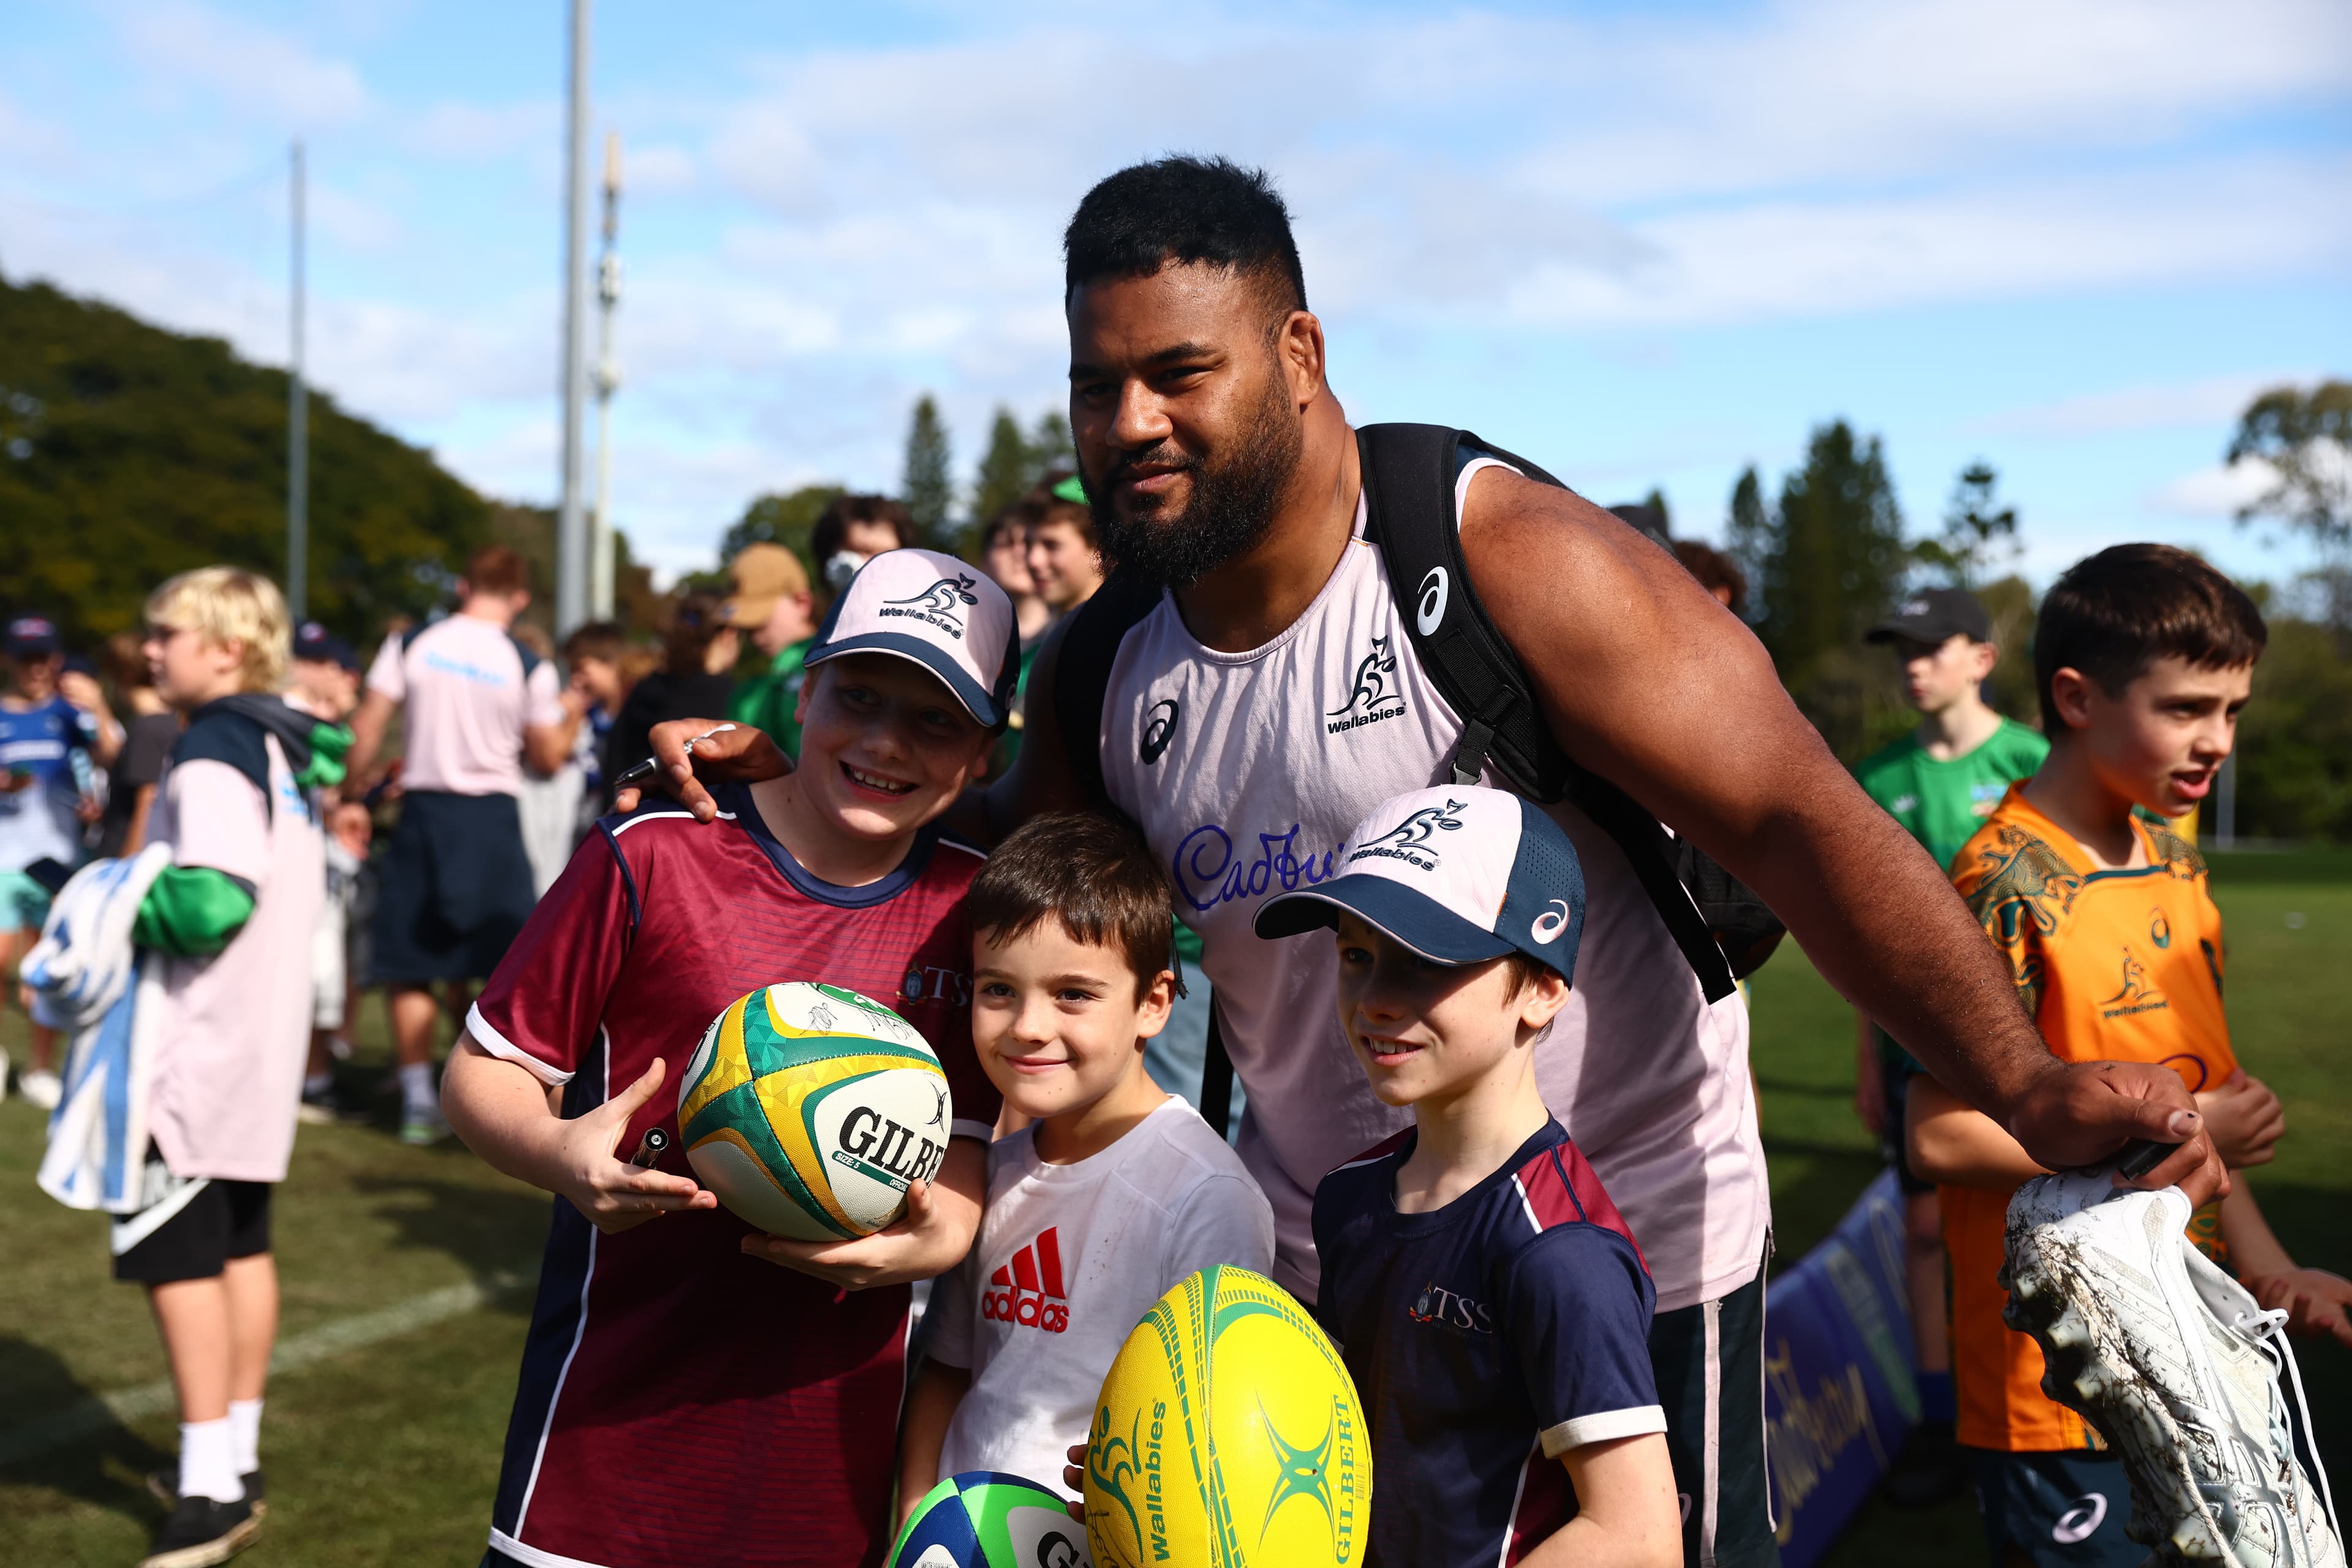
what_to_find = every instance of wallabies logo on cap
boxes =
[1348,797,1466,872]
[882,574,981,638]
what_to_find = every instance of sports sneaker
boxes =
[146,1468,266,1519]
[18,1066,61,1112]
[140,1493,259,1567]
[2005,1170,2343,1566]
[399,1104,451,1147]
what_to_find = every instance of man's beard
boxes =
[1085,372,1303,588]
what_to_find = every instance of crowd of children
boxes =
[10,479,2349,1568]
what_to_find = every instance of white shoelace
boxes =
[2233,1305,2343,1559]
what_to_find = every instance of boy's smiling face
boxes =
[791,652,992,844]
[1331,913,1567,1109]
[2049,654,2252,820]
[972,919,1172,1123]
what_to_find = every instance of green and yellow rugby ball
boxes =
[1083,1265,1370,1568]
[677,981,952,1242]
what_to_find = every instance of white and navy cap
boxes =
[1253,785,1587,984]
[803,547,1019,728]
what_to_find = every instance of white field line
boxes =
[0,1270,529,1468]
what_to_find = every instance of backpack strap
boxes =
[1050,571,1164,815]
[507,633,543,682]
[1356,422,1738,1003]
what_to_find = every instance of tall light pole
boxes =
[590,129,622,620]
[555,0,592,633]
[287,140,308,624]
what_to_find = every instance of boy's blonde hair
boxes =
[145,567,292,692]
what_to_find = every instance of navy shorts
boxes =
[1966,1446,2145,1567]
[1651,1245,1780,1567]
[372,790,537,986]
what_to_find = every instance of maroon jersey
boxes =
[468,782,999,1568]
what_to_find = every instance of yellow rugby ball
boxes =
[1083,1265,1370,1568]
[676,981,952,1242]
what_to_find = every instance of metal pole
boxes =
[590,129,621,620]
[287,140,308,624]
[554,0,592,633]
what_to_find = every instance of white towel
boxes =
[25,845,173,1213]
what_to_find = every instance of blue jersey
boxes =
[0,695,97,873]
[1311,1119,1665,1568]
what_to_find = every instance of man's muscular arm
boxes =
[1459,467,2221,1200]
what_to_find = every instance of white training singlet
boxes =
[1098,459,1770,1313]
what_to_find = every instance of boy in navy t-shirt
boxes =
[1256,785,1680,1568]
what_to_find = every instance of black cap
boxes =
[4,614,60,658]
[1866,587,1990,646]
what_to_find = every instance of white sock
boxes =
[179,1417,241,1504]
[399,1060,438,1117]
[303,1071,333,1098]
[228,1398,262,1476]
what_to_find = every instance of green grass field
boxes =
[3,849,2346,1565]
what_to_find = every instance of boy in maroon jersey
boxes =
[443,548,1017,1568]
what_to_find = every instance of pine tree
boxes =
[971,407,1033,528]
[1031,410,1075,478]
[902,394,954,548]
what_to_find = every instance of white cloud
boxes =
[114,1,369,128]
[408,100,557,160]
[1972,374,2311,439]
[2150,459,2277,519]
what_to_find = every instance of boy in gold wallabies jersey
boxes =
[1907,545,2351,1568]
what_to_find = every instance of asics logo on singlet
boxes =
[1139,698,1180,764]
[985,1227,1071,1333]
[1346,799,1465,872]
[1415,567,1449,635]
[1530,899,1572,944]
[1325,633,1408,734]
[881,574,981,637]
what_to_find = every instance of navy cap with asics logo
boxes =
[1253,783,1587,985]
[804,547,1019,728]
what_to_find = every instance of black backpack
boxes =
[1352,423,1785,997]
[1055,423,1787,1131]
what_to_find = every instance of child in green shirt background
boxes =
[1849,586,2047,1507]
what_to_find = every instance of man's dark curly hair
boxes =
[1063,155,1306,329]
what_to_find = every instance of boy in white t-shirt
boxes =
[896,812,1275,1515]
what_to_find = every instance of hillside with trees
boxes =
[0,273,657,647]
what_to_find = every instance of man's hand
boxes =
[739,1167,976,1289]
[611,718,791,820]
[547,1058,717,1234]
[2003,1059,2225,1204]
[2195,1068,2285,1171]
[2244,1268,2352,1349]
[1062,1442,1087,1523]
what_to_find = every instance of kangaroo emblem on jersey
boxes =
[1325,633,1409,734]
[1140,697,1180,764]
[1348,798,1466,871]
[881,574,981,638]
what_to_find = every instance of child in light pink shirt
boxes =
[121,567,341,1567]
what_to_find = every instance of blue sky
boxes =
[4,0,2346,587]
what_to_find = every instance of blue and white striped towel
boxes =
[25,845,172,1213]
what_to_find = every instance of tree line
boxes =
[4,271,2340,839]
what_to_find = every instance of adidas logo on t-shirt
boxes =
[984,1227,1070,1334]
